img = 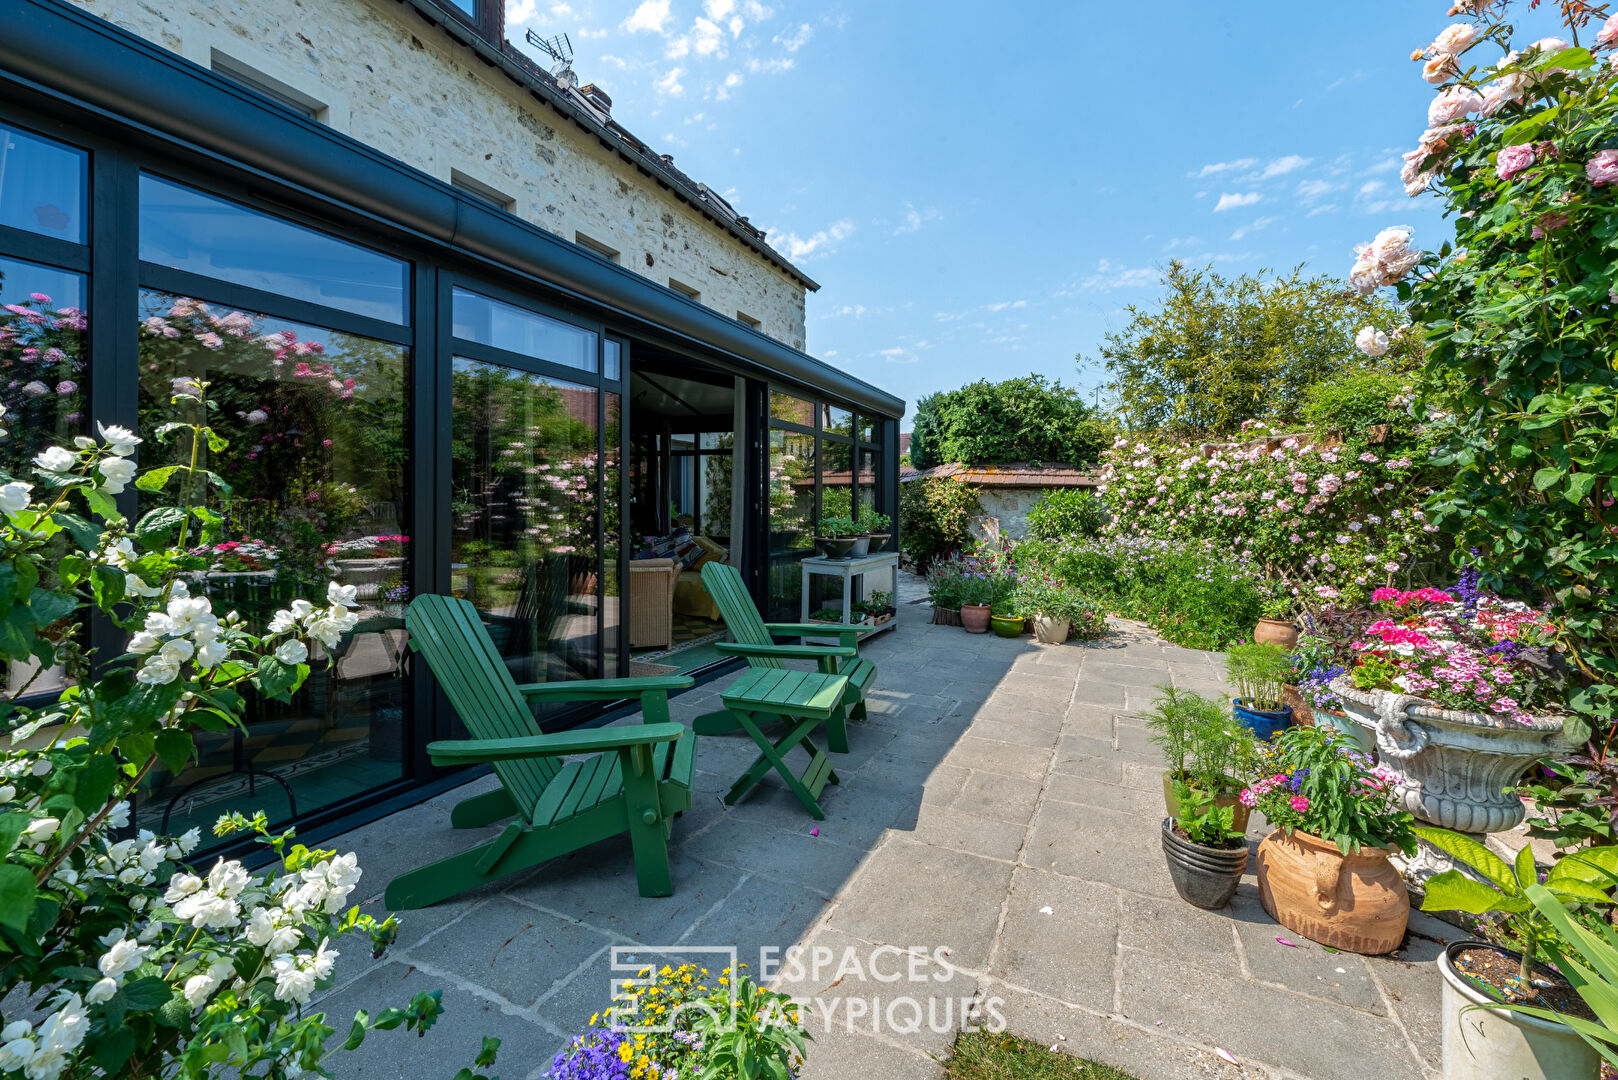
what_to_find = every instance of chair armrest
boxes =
[713,642,857,660]
[515,676,694,702]
[426,723,686,764]
[766,622,868,636]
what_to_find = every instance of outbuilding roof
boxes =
[899,463,1101,487]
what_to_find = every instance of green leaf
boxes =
[120,976,175,1010]
[0,604,36,662]
[476,1037,500,1067]
[0,864,37,932]
[92,1028,136,1073]
[1534,467,1564,492]
[342,1012,369,1051]
[89,565,125,609]
[1421,869,1527,916]
[1414,827,1516,890]
[134,466,182,493]
[81,488,120,522]
[254,657,300,703]
[1514,841,1537,891]
[49,512,103,554]
[1548,848,1618,889]
[133,506,187,548]
[119,732,156,767]
[154,730,195,775]
[0,813,30,856]
[73,754,118,817]
[27,588,77,629]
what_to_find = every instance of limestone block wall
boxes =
[68,0,810,348]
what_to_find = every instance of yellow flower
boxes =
[618,1042,633,1063]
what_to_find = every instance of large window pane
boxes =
[769,390,814,427]
[452,287,597,374]
[0,256,86,478]
[451,359,602,717]
[603,392,621,676]
[604,338,622,382]
[767,428,815,620]
[135,291,410,838]
[822,405,853,437]
[139,175,409,323]
[0,122,86,242]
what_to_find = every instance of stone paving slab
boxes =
[321,584,1440,1080]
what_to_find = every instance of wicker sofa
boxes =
[627,557,681,648]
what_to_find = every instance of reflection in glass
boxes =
[822,405,853,437]
[135,291,410,839]
[604,338,622,382]
[0,256,86,478]
[139,175,409,323]
[767,428,816,620]
[603,392,621,676]
[856,415,875,443]
[0,122,87,242]
[452,287,597,374]
[451,359,601,718]
[769,390,814,427]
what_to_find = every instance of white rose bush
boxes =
[0,382,499,1078]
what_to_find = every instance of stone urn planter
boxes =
[1032,615,1069,644]
[1438,941,1602,1080]
[1327,678,1572,834]
[1256,827,1409,955]
[1161,818,1249,910]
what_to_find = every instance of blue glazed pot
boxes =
[1233,699,1293,740]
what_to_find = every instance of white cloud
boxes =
[655,66,686,96]
[704,0,735,18]
[506,0,537,22]
[986,299,1027,312]
[1257,154,1311,179]
[771,218,854,260]
[715,71,743,100]
[743,1,774,18]
[1307,204,1341,216]
[1164,235,1203,250]
[775,23,813,52]
[577,26,609,38]
[1230,216,1277,241]
[1082,259,1158,290]
[1213,192,1261,212]
[829,304,866,318]
[878,346,916,364]
[1296,178,1337,200]
[1192,158,1258,178]
[746,56,795,74]
[893,202,941,235]
[1359,179,1386,196]
[625,0,672,33]
[549,1,572,16]
[824,349,838,358]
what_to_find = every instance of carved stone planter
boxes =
[1328,678,1571,834]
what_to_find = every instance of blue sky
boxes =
[504,0,1569,423]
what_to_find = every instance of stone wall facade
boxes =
[973,487,1052,542]
[69,0,810,348]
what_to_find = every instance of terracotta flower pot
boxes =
[960,604,991,634]
[1254,618,1300,649]
[1161,772,1251,835]
[1256,827,1409,955]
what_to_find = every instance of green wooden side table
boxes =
[697,666,851,820]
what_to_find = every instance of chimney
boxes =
[579,83,612,114]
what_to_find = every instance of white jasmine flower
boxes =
[22,818,59,844]
[97,457,137,494]
[0,482,33,515]
[97,422,142,457]
[84,978,117,1005]
[326,581,359,609]
[274,640,308,665]
[32,446,76,474]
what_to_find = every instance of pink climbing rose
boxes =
[1496,142,1537,181]
[1587,149,1618,186]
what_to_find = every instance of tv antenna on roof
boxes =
[526,30,576,88]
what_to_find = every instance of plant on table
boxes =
[814,515,856,540]
[1243,726,1417,856]
[855,507,891,537]
[1416,827,1618,1002]
[548,962,808,1080]
[808,607,844,623]
[0,387,496,1078]
[1225,642,1291,713]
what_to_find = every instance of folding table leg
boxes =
[724,709,836,819]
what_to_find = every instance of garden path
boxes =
[316,579,1451,1080]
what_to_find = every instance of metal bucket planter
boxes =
[1437,941,1602,1080]
[1327,679,1571,835]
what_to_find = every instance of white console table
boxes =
[799,552,900,637]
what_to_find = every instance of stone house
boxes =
[901,462,1099,542]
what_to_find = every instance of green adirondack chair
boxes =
[383,594,697,909]
[696,562,878,753]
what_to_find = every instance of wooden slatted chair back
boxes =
[406,594,561,814]
[700,563,783,670]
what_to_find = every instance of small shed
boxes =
[900,462,1100,542]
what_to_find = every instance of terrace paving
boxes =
[319,579,1451,1080]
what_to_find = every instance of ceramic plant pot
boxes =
[817,537,856,559]
[1256,827,1408,955]
[1233,698,1293,741]
[1161,772,1251,835]
[847,536,871,558]
[960,604,991,634]
[1438,941,1602,1080]
[1254,618,1300,649]
[990,614,1025,638]
[1033,615,1070,644]
[1329,679,1572,833]
[1161,818,1249,910]
[865,532,891,552]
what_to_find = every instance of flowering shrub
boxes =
[188,537,280,573]
[0,290,86,477]
[1242,726,1418,856]
[322,534,408,559]
[548,964,807,1080]
[1094,427,1451,612]
[1011,573,1109,640]
[923,550,1017,611]
[897,476,981,570]
[0,389,493,1078]
[1352,0,1618,748]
